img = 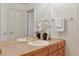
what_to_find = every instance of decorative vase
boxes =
[36,32,41,39]
[42,33,47,40]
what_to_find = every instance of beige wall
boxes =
[25,3,79,56]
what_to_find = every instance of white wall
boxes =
[25,3,79,56]
[0,3,27,40]
[51,3,78,56]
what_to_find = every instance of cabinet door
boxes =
[22,51,36,56]
[22,47,48,56]
[49,51,58,56]
[49,48,65,56]
[57,41,65,49]
[34,47,49,56]
[57,48,65,56]
[48,44,57,54]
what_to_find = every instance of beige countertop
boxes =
[0,38,65,56]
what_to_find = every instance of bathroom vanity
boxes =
[0,38,65,56]
[22,39,65,56]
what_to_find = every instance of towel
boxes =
[55,17,62,27]
[55,17,65,32]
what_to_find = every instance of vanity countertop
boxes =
[0,38,65,56]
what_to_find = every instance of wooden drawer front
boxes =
[57,41,65,49]
[34,47,48,56]
[48,44,57,54]
[57,48,65,56]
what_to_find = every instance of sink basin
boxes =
[17,37,33,42]
[28,40,49,46]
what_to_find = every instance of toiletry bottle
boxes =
[48,34,51,40]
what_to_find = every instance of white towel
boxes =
[55,17,65,32]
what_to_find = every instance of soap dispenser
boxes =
[48,33,51,40]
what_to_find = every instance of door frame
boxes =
[27,9,34,37]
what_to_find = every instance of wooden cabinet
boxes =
[57,48,65,56]
[48,44,57,54]
[49,40,65,56]
[49,48,65,56]
[22,40,65,56]
[22,51,36,56]
[57,41,65,49]
[49,51,58,56]
[22,47,48,56]
[34,47,48,56]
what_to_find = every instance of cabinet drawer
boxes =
[48,44,57,54]
[57,41,65,49]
